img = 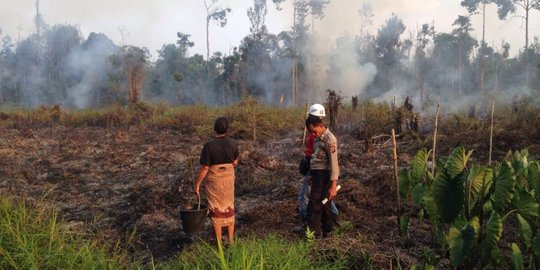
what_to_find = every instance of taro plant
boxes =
[400,147,540,269]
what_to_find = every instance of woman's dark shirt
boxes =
[199,136,239,166]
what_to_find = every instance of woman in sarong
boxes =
[194,117,239,245]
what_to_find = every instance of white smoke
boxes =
[301,0,378,103]
[67,34,117,108]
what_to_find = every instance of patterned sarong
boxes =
[206,163,235,226]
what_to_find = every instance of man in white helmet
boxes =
[294,104,339,233]
[308,103,326,118]
[304,112,340,238]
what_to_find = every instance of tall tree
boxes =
[496,0,540,90]
[461,0,496,95]
[241,0,280,101]
[43,24,82,103]
[108,46,148,106]
[358,3,374,37]
[495,0,540,50]
[374,14,407,92]
[308,0,331,33]
[0,33,16,104]
[203,0,231,60]
[414,23,435,102]
[430,16,478,96]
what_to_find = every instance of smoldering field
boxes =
[0,101,539,267]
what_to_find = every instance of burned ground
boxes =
[1,119,539,268]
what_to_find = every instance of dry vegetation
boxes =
[1,99,539,268]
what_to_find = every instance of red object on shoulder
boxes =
[305,133,315,157]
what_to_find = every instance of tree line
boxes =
[0,0,539,109]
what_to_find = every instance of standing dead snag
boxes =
[394,96,419,136]
[324,89,342,131]
[351,96,358,111]
[121,46,148,106]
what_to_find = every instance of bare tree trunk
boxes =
[292,2,297,106]
[479,3,486,96]
[525,5,530,89]
[525,3,529,50]
[432,103,440,177]
[489,100,494,165]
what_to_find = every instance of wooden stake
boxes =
[489,100,494,165]
[432,103,440,177]
[252,107,257,143]
[391,129,401,227]
[302,103,309,146]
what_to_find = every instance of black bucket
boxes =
[180,204,208,234]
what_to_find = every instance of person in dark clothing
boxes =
[194,117,239,245]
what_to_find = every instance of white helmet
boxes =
[308,103,326,117]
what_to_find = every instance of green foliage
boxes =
[445,146,473,178]
[333,220,354,236]
[306,227,316,243]
[399,215,410,237]
[480,211,502,266]
[532,236,540,269]
[433,169,465,224]
[161,234,345,270]
[0,195,349,269]
[403,147,540,269]
[510,243,524,270]
[399,148,430,200]
[467,165,492,196]
[411,149,431,183]
[492,161,516,212]
[0,197,131,269]
[516,214,532,248]
[448,217,479,267]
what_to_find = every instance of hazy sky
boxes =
[0,0,538,60]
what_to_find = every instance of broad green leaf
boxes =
[427,170,435,183]
[513,189,539,221]
[423,191,439,221]
[516,214,532,249]
[483,200,493,213]
[399,169,410,198]
[493,161,516,212]
[467,165,492,195]
[480,212,503,266]
[433,169,465,224]
[510,243,524,270]
[445,147,473,178]
[448,221,477,268]
[412,183,425,205]
[532,236,540,269]
[469,216,480,235]
[411,148,431,183]
[528,162,540,199]
[512,150,529,178]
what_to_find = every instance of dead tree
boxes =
[325,89,343,131]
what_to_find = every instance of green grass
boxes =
[159,235,348,270]
[0,195,350,269]
[0,196,133,270]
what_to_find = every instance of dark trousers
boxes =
[307,170,334,236]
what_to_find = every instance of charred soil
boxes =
[1,121,539,268]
